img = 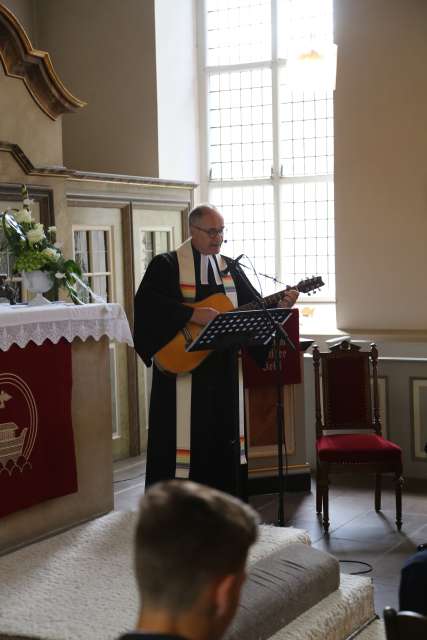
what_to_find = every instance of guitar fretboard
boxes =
[238,289,289,311]
[233,275,323,311]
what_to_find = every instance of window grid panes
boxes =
[281,181,335,297]
[210,184,275,295]
[73,229,112,303]
[203,0,335,300]
[279,86,334,177]
[208,68,273,180]
[206,0,271,67]
[140,230,171,275]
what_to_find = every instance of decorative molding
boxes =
[0,141,67,176]
[0,141,197,191]
[410,377,427,461]
[69,170,197,190]
[0,3,86,119]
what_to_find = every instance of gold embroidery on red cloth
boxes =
[0,373,38,475]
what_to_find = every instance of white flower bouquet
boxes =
[1,185,83,303]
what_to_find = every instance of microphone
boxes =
[221,254,244,276]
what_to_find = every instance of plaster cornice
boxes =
[0,141,197,190]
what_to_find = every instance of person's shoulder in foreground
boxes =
[399,547,427,615]
[120,479,259,640]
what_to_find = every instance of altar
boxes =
[0,302,133,554]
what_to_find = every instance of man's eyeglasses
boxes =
[190,224,226,239]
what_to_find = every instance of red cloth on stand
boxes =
[242,308,301,387]
[0,338,77,518]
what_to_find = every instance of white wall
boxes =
[334,0,427,332]
[154,0,200,182]
[34,0,159,177]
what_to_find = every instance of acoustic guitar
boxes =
[154,276,324,374]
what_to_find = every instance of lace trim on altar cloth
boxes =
[0,303,133,351]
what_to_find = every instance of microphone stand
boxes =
[229,259,296,527]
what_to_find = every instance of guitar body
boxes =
[154,293,236,374]
[153,275,323,375]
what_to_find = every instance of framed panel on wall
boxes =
[410,377,427,461]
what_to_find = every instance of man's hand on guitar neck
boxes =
[190,290,298,326]
[191,307,220,326]
[277,288,299,308]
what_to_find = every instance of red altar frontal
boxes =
[0,302,133,553]
[0,339,77,518]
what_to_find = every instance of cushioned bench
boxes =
[226,543,340,640]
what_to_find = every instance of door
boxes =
[132,206,183,450]
[69,205,130,461]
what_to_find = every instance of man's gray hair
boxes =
[188,203,219,227]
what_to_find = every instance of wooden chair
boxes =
[313,339,403,533]
[384,607,427,640]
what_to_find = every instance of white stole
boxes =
[175,239,246,479]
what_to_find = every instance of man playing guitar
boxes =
[133,204,298,497]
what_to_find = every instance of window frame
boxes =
[197,0,335,303]
[72,224,114,303]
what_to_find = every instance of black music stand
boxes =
[187,307,292,505]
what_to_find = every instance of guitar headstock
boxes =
[295,276,325,295]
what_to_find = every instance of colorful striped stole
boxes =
[174,239,246,479]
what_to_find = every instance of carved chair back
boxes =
[313,340,381,438]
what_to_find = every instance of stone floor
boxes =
[113,456,427,616]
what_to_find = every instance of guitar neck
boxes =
[238,288,291,311]
[234,275,323,310]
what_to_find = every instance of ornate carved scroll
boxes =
[0,3,86,120]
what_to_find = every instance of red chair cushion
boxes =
[317,433,402,463]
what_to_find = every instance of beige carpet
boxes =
[353,619,385,640]
[0,511,313,640]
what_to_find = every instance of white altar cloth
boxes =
[0,302,133,351]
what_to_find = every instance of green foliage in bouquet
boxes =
[1,185,83,304]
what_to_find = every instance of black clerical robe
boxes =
[133,245,262,496]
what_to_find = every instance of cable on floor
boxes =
[113,473,145,484]
[339,559,373,575]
